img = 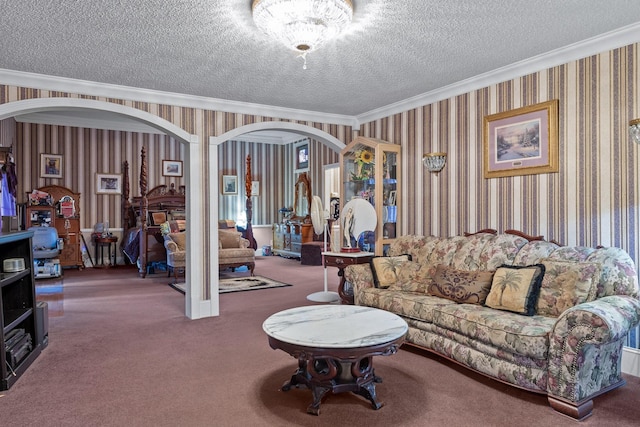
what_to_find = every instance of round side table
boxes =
[94,235,118,268]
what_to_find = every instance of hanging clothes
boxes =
[1,152,17,217]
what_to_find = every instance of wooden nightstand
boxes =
[322,251,374,305]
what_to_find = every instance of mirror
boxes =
[293,172,312,219]
[59,195,76,218]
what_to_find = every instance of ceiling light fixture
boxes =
[252,0,354,69]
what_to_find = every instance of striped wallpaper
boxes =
[359,43,640,266]
[217,138,339,225]
[0,42,638,287]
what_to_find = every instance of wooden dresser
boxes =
[272,220,313,259]
[26,185,84,270]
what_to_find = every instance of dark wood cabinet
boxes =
[26,186,83,270]
[1,231,42,390]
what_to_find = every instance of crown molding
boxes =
[356,22,640,126]
[1,22,638,130]
[0,68,358,128]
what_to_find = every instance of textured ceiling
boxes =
[0,1,639,118]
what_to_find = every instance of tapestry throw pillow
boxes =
[219,230,241,249]
[536,259,601,317]
[428,265,495,304]
[388,261,432,293]
[485,264,545,316]
[370,255,412,288]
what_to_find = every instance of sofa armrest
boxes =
[344,264,375,302]
[164,240,179,253]
[239,237,250,249]
[547,295,640,403]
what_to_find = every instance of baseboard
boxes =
[622,347,640,377]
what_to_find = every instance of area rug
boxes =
[169,276,292,294]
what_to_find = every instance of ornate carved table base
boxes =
[268,336,403,415]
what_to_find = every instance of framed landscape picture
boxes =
[96,173,122,194]
[483,99,559,178]
[40,154,63,178]
[222,175,238,195]
[162,160,183,177]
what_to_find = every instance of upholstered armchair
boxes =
[218,229,255,275]
[164,232,186,282]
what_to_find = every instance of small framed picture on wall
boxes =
[40,154,63,178]
[222,175,238,195]
[294,140,309,173]
[96,173,122,194]
[162,160,183,177]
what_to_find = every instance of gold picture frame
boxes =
[40,153,63,178]
[483,99,559,178]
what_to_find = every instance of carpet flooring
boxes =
[1,256,638,426]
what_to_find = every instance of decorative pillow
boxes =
[160,220,182,236]
[219,230,241,249]
[159,221,171,236]
[370,255,412,288]
[169,232,186,251]
[536,259,601,317]
[485,264,545,316]
[170,210,186,220]
[428,265,495,304]
[388,261,431,292]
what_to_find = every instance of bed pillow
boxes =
[536,259,601,317]
[428,265,494,304]
[485,264,545,316]
[370,255,412,288]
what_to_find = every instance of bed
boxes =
[121,147,186,277]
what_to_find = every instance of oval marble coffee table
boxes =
[263,305,408,415]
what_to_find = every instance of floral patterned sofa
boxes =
[344,230,640,420]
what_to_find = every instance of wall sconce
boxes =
[630,118,640,145]
[423,152,447,173]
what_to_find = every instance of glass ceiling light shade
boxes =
[423,152,447,173]
[252,0,353,68]
[630,118,640,144]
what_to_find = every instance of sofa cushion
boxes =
[428,265,494,304]
[358,287,457,322]
[388,261,433,293]
[370,255,412,288]
[485,264,545,316]
[536,259,600,317]
[219,230,241,249]
[431,303,555,359]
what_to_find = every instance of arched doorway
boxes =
[208,122,347,293]
[0,98,209,319]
